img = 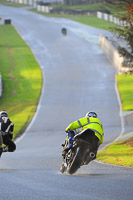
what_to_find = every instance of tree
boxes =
[112,0,133,66]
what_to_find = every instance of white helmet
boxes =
[0,110,8,117]
[86,112,97,118]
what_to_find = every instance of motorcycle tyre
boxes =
[67,147,84,175]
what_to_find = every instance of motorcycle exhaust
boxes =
[89,152,96,159]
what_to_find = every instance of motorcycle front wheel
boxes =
[67,147,84,174]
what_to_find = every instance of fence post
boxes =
[97,11,102,19]
[109,15,114,23]
[103,13,109,21]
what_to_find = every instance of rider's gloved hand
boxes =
[65,129,68,133]
[62,150,67,157]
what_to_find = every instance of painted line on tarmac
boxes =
[114,75,125,138]
[99,75,125,151]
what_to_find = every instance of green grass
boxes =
[30,10,118,32]
[117,74,133,111]
[97,138,133,167]
[72,15,118,31]
[0,25,42,139]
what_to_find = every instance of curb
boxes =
[123,111,133,126]
[117,131,133,142]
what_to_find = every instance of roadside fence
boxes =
[97,11,129,27]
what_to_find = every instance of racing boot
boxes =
[2,146,9,152]
[62,135,74,157]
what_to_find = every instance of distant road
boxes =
[0,5,133,200]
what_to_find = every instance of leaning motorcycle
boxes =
[60,129,95,174]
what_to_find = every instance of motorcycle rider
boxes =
[0,110,16,157]
[62,112,104,162]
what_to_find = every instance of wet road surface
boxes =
[0,5,133,200]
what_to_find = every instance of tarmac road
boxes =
[0,5,133,200]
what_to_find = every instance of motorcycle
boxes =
[61,27,67,36]
[60,129,96,174]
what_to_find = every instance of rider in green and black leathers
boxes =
[62,112,104,162]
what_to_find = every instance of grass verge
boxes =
[30,9,118,32]
[0,25,42,139]
[117,74,133,111]
[72,15,118,31]
[97,137,133,167]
